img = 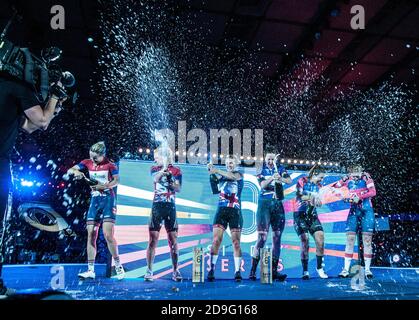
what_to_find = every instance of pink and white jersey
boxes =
[151,164,182,203]
[78,158,119,197]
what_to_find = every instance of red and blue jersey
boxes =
[295,176,322,212]
[257,163,288,199]
[77,158,118,197]
[217,171,243,209]
[333,172,376,209]
[151,164,182,203]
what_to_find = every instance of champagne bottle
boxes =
[209,174,220,194]
[84,176,99,186]
[274,181,284,200]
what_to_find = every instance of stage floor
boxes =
[2,264,419,300]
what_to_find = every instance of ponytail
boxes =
[90,141,106,155]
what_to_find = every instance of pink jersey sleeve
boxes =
[358,172,376,200]
[108,162,119,177]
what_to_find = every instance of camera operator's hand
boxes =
[50,81,68,101]
[22,82,66,132]
[54,104,63,116]
[53,96,68,114]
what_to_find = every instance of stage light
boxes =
[220,154,224,158]
[280,159,285,163]
[183,151,187,156]
[260,157,264,161]
[240,156,244,160]
[253,157,257,161]
[139,148,143,153]
[146,149,150,154]
[175,151,179,156]
[246,156,251,160]
[323,162,327,165]
[392,254,400,263]
[287,159,291,163]
[329,162,333,166]
[293,159,297,164]
[87,37,94,43]
[299,160,304,164]
[335,163,339,166]
[204,153,208,157]
[197,153,201,157]
[189,152,194,157]
[21,180,34,187]
[212,154,217,158]
[406,44,411,48]
[306,160,310,164]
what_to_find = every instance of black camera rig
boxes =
[0,11,76,103]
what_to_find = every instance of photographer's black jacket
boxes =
[0,75,39,160]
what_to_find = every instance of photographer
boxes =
[0,74,65,297]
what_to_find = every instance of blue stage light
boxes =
[392,254,400,263]
[20,178,46,188]
[21,180,34,187]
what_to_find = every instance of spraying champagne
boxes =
[272,154,284,200]
[155,134,174,189]
[160,135,170,171]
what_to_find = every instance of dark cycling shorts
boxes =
[87,195,117,226]
[149,202,178,232]
[293,208,323,236]
[213,207,243,232]
[256,198,285,232]
[346,207,375,233]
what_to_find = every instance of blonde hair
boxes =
[225,155,240,166]
[90,141,106,155]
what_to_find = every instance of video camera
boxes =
[0,12,76,104]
